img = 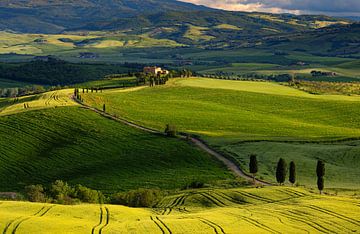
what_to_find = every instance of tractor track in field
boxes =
[91,207,104,234]
[150,216,172,234]
[73,96,272,186]
[198,218,226,234]
[237,214,280,234]
[3,205,54,234]
[305,205,360,227]
[98,207,110,234]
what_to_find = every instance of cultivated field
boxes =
[0,187,359,233]
[0,89,77,116]
[82,78,360,142]
[81,78,360,188]
[0,105,232,192]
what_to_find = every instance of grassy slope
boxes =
[0,187,359,233]
[0,89,77,116]
[82,78,360,142]
[81,78,360,188]
[0,95,232,192]
[224,141,360,189]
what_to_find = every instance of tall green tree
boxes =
[276,158,287,185]
[316,160,325,178]
[289,161,296,185]
[103,104,106,112]
[316,160,325,194]
[317,177,324,194]
[249,154,258,182]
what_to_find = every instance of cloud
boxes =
[180,0,360,16]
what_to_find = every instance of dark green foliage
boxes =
[74,185,104,204]
[289,161,296,185]
[50,180,76,204]
[249,154,258,178]
[316,160,325,178]
[185,181,205,189]
[25,180,104,204]
[316,160,326,193]
[317,176,324,193]
[103,104,106,112]
[25,184,46,203]
[276,158,287,185]
[110,189,161,208]
[0,59,137,85]
[165,124,177,137]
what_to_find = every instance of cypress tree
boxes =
[249,154,258,182]
[317,177,324,194]
[289,161,296,185]
[316,160,325,178]
[103,104,106,112]
[316,160,325,194]
[276,158,287,185]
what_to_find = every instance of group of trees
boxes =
[25,180,104,205]
[249,155,326,193]
[0,85,49,98]
[202,73,293,82]
[25,180,162,208]
[0,58,138,85]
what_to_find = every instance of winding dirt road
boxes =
[74,96,271,186]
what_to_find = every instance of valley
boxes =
[0,0,359,233]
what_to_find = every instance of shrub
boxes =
[184,181,205,189]
[165,124,177,137]
[25,184,46,203]
[50,180,76,204]
[75,185,104,204]
[111,189,161,207]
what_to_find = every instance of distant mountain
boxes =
[262,23,360,57]
[0,0,211,33]
[343,16,360,22]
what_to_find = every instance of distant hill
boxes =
[0,0,350,35]
[263,23,360,57]
[0,0,211,33]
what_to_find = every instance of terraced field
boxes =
[81,78,360,188]
[0,187,359,233]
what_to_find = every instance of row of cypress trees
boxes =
[249,155,326,193]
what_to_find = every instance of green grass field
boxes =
[224,141,360,189]
[0,186,359,233]
[82,78,360,142]
[81,78,360,188]
[0,106,232,192]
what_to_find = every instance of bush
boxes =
[111,189,161,207]
[50,180,76,204]
[184,181,205,189]
[25,184,46,203]
[165,124,177,137]
[75,185,104,204]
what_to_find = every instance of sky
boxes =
[180,0,360,16]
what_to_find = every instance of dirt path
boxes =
[73,97,271,186]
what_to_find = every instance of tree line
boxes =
[249,155,326,193]
[0,58,139,85]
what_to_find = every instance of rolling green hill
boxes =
[0,0,210,33]
[0,91,233,192]
[81,78,360,188]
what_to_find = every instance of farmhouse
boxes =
[143,66,169,75]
